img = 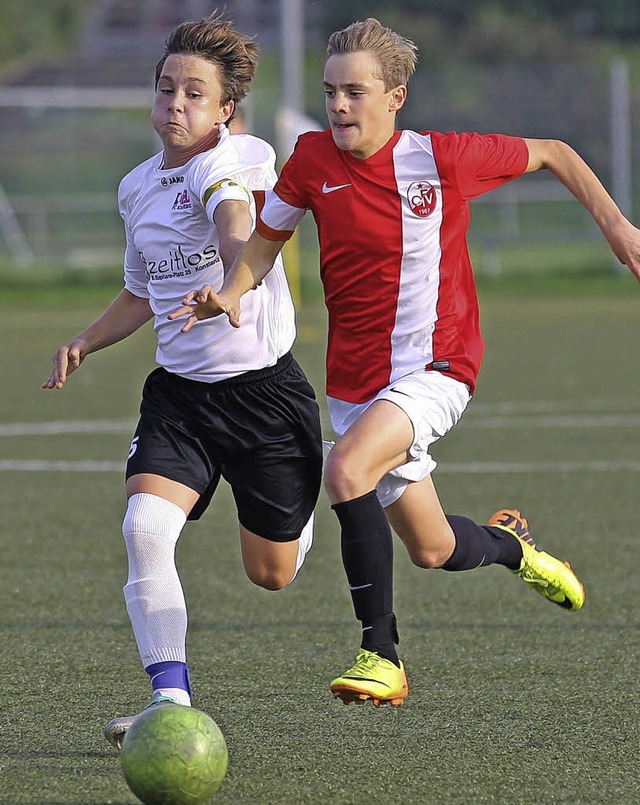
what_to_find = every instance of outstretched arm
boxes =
[42,289,152,389]
[524,138,640,279]
[169,229,286,331]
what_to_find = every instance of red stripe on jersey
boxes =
[320,135,404,404]
[429,131,528,391]
[271,131,405,403]
[256,218,295,242]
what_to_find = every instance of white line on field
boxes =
[469,399,638,414]
[0,420,135,437]
[462,414,640,428]
[440,460,640,474]
[0,460,123,472]
[4,410,640,438]
[1,459,640,474]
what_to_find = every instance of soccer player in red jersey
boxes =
[170,19,640,706]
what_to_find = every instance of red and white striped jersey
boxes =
[256,128,528,403]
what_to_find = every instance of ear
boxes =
[388,85,407,113]
[219,99,235,124]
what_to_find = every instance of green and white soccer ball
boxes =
[120,704,228,805]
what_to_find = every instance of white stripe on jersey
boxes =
[259,189,306,233]
[388,132,443,384]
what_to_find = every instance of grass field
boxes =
[1,278,639,804]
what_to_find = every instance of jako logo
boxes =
[407,181,437,218]
[161,175,184,187]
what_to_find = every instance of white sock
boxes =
[155,687,191,706]
[288,440,333,582]
[122,493,188,668]
[322,439,335,462]
[292,511,314,580]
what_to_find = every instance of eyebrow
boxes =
[158,75,209,85]
[323,81,370,91]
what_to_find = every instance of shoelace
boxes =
[519,568,550,588]
[519,558,564,595]
[349,651,384,675]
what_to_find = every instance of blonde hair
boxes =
[154,11,259,114]
[326,18,418,90]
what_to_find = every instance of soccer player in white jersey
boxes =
[43,13,322,746]
[169,18,640,707]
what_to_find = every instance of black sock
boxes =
[442,515,523,571]
[361,613,399,664]
[332,491,399,664]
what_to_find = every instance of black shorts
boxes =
[126,353,323,542]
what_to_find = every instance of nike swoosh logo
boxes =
[348,582,373,591]
[342,675,391,688]
[322,182,352,194]
[150,672,166,684]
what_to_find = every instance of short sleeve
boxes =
[440,132,529,201]
[255,141,309,241]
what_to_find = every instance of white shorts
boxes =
[326,371,471,508]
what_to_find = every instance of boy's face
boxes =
[152,53,233,166]
[323,51,406,160]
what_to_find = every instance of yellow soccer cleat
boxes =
[488,508,586,611]
[330,649,409,707]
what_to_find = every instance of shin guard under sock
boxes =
[442,514,523,571]
[332,491,399,664]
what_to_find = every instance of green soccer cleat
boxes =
[103,692,179,750]
[488,508,586,611]
[330,648,409,706]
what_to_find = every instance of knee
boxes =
[407,548,446,569]
[122,494,187,578]
[323,450,366,501]
[123,493,186,544]
[405,539,455,569]
[245,567,292,591]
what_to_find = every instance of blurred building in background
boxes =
[83,0,289,52]
[0,0,636,279]
[5,0,318,88]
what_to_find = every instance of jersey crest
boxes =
[407,181,437,218]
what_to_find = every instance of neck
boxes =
[162,126,222,169]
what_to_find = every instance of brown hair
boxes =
[326,18,418,90]
[155,11,259,117]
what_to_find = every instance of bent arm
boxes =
[524,138,640,278]
[73,289,152,352]
[213,198,253,274]
[42,289,152,389]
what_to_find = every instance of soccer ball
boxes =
[120,704,228,805]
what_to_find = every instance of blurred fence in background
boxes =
[0,54,637,278]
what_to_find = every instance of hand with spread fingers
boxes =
[168,284,241,332]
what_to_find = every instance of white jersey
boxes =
[119,125,296,382]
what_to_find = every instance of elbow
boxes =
[526,137,571,173]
